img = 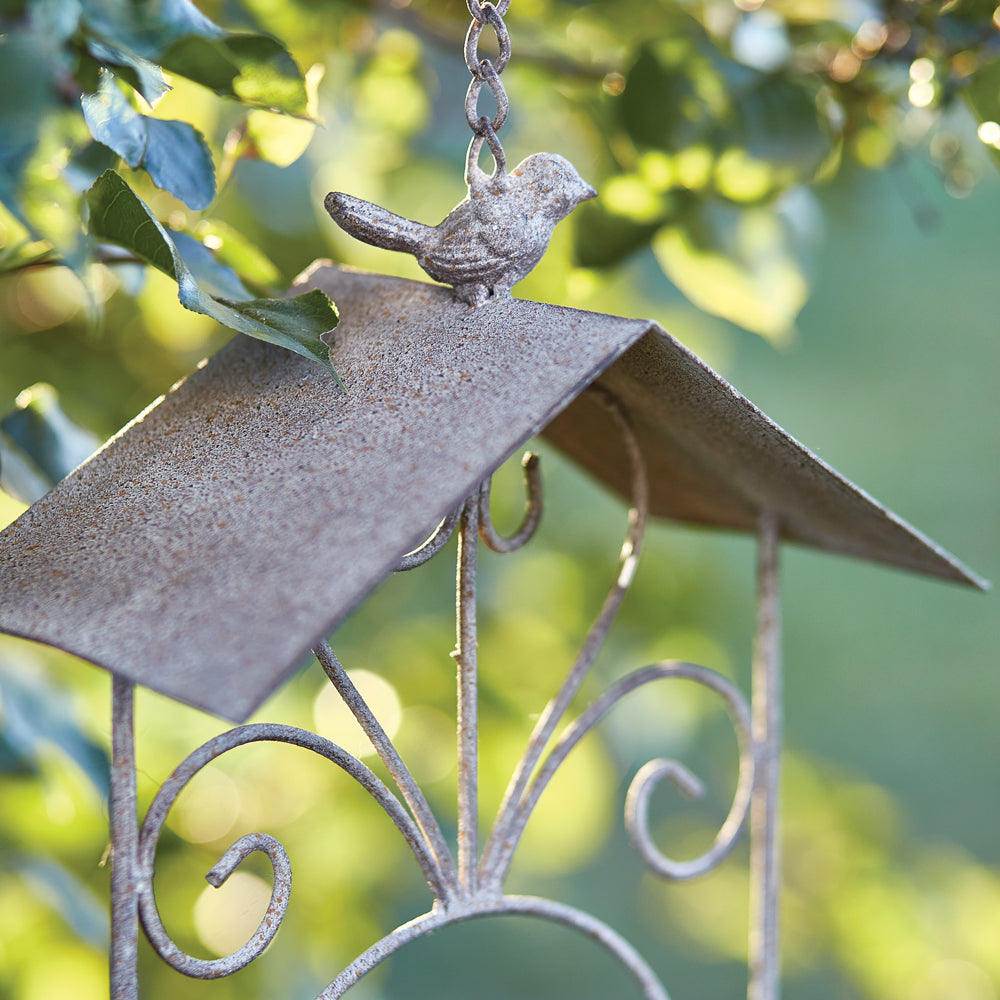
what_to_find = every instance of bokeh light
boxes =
[194,871,273,958]
[313,669,403,760]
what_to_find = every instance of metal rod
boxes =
[748,511,782,1000]
[492,660,753,885]
[481,389,647,883]
[319,893,670,1000]
[314,641,459,899]
[110,675,138,1000]
[454,489,481,892]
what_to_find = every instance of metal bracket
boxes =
[109,388,782,999]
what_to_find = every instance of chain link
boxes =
[464,0,511,176]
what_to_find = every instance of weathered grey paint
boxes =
[0,265,982,720]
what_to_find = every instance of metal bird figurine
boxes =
[325,151,596,306]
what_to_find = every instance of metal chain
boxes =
[464,0,511,176]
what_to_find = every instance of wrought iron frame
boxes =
[108,387,783,999]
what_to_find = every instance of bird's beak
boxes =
[581,182,598,203]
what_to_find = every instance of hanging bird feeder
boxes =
[0,3,986,999]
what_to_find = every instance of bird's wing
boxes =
[418,199,530,283]
[325,193,432,254]
[419,239,516,284]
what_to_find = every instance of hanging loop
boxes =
[467,0,511,21]
[465,5,512,76]
[464,62,509,135]
[478,452,543,553]
[463,0,511,178]
[466,125,507,185]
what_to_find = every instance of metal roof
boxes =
[0,264,983,720]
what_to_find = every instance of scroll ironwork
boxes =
[109,385,780,1000]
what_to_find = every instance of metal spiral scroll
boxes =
[124,387,755,999]
[319,387,756,999]
[132,723,453,979]
[479,388,755,892]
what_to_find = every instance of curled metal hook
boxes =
[619,664,754,881]
[398,451,542,569]
[137,831,293,980]
[625,746,749,881]
[481,387,646,882]
[478,451,543,553]
[397,505,462,571]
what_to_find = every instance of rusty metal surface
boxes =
[110,677,138,1000]
[0,264,983,720]
[543,331,985,590]
[105,440,751,999]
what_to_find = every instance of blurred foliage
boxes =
[0,381,101,503]
[4,0,1000,357]
[0,0,339,371]
[1,0,999,998]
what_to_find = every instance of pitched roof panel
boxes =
[0,265,982,720]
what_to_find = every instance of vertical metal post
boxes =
[110,675,139,1000]
[748,511,781,1000]
[454,491,480,893]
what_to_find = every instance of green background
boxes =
[1,2,998,997]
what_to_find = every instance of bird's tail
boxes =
[324,193,430,254]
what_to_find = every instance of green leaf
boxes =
[15,858,109,948]
[1,107,91,269]
[63,139,119,193]
[736,74,829,175]
[85,38,171,106]
[0,238,58,276]
[619,44,700,150]
[196,289,342,374]
[652,199,808,341]
[86,169,177,275]
[136,0,223,47]
[0,441,50,507]
[157,33,241,93]
[0,32,58,207]
[0,666,110,800]
[245,64,323,166]
[82,69,215,209]
[77,0,223,61]
[169,229,251,300]
[573,197,663,268]
[964,57,1000,165]
[0,384,102,502]
[86,170,341,379]
[619,32,751,153]
[162,33,308,114]
[223,34,308,114]
[142,118,215,209]
[76,0,307,115]
[81,70,147,167]
[28,0,83,46]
